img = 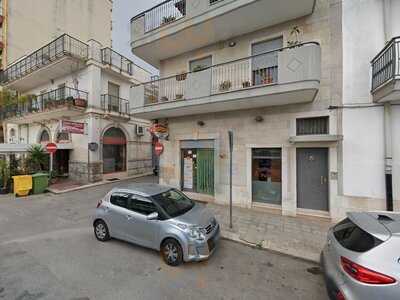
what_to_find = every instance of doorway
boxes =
[54,150,70,176]
[181,140,214,196]
[296,148,329,211]
[102,127,127,174]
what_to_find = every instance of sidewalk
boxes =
[207,202,332,262]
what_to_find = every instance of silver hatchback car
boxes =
[321,212,400,300]
[93,183,220,266]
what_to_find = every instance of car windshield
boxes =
[152,189,195,218]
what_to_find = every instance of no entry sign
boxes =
[46,143,58,154]
[154,142,164,156]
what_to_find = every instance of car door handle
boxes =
[126,215,134,221]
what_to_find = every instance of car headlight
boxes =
[175,223,205,241]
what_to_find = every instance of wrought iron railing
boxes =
[371,37,400,92]
[0,34,89,85]
[101,48,133,75]
[101,94,130,114]
[141,42,313,105]
[0,87,88,120]
[132,0,186,33]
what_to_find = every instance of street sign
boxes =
[154,142,164,156]
[46,143,57,154]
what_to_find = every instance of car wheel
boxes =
[94,220,110,242]
[162,238,183,266]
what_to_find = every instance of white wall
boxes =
[341,0,387,199]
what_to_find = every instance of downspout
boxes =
[383,0,393,211]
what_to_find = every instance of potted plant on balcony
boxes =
[147,94,157,103]
[175,93,184,100]
[73,97,87,108]
[242,80,251,88]
[176,72,187,81]
[162,16,176,26]
[219,80,232,92]
[160,96,169,102]
[193,65,205,72]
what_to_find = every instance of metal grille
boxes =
[371,37,400,91]
[101,48,133,75]
[296,117,329,136]
[101,94,130,114]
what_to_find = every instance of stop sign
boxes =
[46,143,57,154]
[154,142,164,156]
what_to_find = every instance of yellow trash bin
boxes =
[12,175,33,197]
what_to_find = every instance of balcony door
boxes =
[108,82,120,112]
[251,37,282,85]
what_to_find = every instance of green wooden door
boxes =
[196,149,214,195]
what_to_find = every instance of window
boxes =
[189,56,212,72]
[108,82,120,112]
[333,218,383,252]
[252,37,283,85]
[252,148,282,205]
[56,131,70,143]
[297,117,329,136]
[127,196,157,216]
[152,189,195,218]
[39,130,50,143]
[110,192,130,208]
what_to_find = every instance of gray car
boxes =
[321,212,400,300]
[93,183,220,266]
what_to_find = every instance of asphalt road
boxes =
[0,176,329,300]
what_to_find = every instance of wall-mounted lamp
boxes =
[255,116,264,123]
[228,41,237,47]
[197,120,205,127]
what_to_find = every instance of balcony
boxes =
[0,87,88,124]
[0,34,89,92]
[131,0,316,66]
[131,42,321,119]
[371,37,400,102]
[101,48,133,76]
[101,94,130,117]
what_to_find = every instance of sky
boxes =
[112,0,161,75]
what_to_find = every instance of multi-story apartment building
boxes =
[0,34,153,183]
[130,0,400,221]
[1,0,112,69]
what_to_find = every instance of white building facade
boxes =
[0,34,153,183]
[130,0,400,221]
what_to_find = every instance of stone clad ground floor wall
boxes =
[158,106,387,222]
[8,113,153,183]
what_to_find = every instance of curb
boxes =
[47,172,154,194]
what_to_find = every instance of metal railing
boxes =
[0,34,89,85]
[101,94,130,114]
[132,0,186,33]
[371,37,400,92]
[101,48,133,75]
[141,42,313,105]
[0,87,88,120]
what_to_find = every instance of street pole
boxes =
[50,152,53,175]
[228,130,233,229]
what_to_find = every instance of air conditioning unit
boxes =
[136,125,144,136]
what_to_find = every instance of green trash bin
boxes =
[32,173,49,194]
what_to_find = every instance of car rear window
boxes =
[333,218,383,252]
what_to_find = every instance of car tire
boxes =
[161,238,183,266]
[94,220,111,242]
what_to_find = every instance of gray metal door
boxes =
[297,148,329,211]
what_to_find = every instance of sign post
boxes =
[46,143,58,175]
[228,130,233,229]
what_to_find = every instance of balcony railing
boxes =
[371,37,400,92]
[101,94,130,115]
[132,0,186,33]
[142,42,316,106]
[0,87,88,120]
[101,48,133,75]
[0,34,89,85]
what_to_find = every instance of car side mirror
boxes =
[147,212,159,221]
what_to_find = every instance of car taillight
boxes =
[336,291,345,300]
[96,200,102,208]
[341,257,396,285]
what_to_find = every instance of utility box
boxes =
[12,175,33,197]
[32,173,49,194]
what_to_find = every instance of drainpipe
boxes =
[383,0,392,42]
[384,103,393,211]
